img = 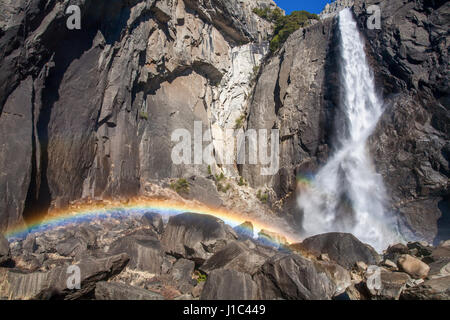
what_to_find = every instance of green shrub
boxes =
[257,189,269,203]
[139,111,149,120]
[215,172,225,182]
[234,114,246,129]
[170,178,189,194]
[253,7,318,53]
[238,176,247,187]
[270,11,319,52]
[253,7,284,23]
[207,165,212,175]
[196,272,207,283]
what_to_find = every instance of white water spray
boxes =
[298,9,401,251]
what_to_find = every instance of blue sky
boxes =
[274,0,333,14]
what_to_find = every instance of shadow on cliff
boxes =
[22,0,133,224]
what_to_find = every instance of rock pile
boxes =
[1,213,448,300]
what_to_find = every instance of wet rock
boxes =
[200,241,271,276]
[301,233,381,269]
[108,235,164,274]
[354,0,449,242]
[401,276,450,300]
[161,213,237,264]
[397,254,430,279]
[95,281,164,300]
[201,269,258,300]
[254,254,336,300]
[0,253,129,300]
[141,212,164,234]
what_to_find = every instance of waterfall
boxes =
[297,9,401,252]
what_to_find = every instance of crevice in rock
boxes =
[273,53,285,115]
[22,27,99,223]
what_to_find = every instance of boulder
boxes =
[22,235,38,253]
[169,259,196,294]
[384,243,409,261]
[254,254,336,300]
[0,253,129,300]
[301,233,380,269]
[366,269,410,300]
[95,281,164,300]
[233,221,254,240]
[407,242,433,257]
[0,234,10,266]
[257,229,288,248]
[200,269,258,300]
[316,261,352,296]
[108,235,165,274]
[428,259,450,279]
[161,213,237,263]
[141,212,165,234]
[397,254,430,279]
[200,241,270,276]
[401,276,450,300]
[55,238,88,258]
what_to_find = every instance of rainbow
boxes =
[5,198,299,245]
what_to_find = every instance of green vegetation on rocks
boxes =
[253,8,319,52]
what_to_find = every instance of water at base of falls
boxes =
[297,9,402,252]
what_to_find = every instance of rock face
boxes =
[0,234,10,266]
[320,0,355,19]
[243,17,337,205]
[353,0,449,243]
[0,0,276,231]
[300,233,381,269]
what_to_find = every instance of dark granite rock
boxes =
[200,241,271,276]
[254,254,336,300]
[95,281,164,300]
[161,213,237,264]
[401,276,450,300]
[169,258,196,294]
[108,235,164,274]
[0,234,11,266]
[233,221,254,240]
[301,233,381,269]
[0,253,129,300]
[201,269,258,300]
[141,212,165,234]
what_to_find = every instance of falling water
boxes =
[297,9,401,251]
